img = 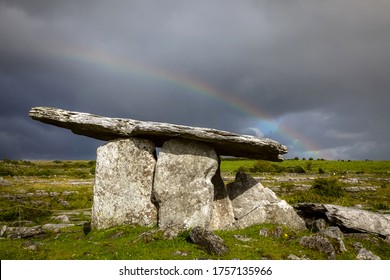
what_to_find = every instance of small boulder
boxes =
[52,215,70,223]
[42,223,75,232]
[353,242,381,260]
[5,226,44,239]
[319,226,346,253]
[259,228,270,237]
[287,254,310,260]
[234,234,252,242]
[313,219,327,232]
[189,226,229,255]
[299,235,336,259]
[0,225,7,237]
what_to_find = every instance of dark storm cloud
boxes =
[1,0,389,160]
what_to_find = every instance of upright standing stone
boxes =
[209,158,235,230]
[153,139,218,234]
[92,138,157,230]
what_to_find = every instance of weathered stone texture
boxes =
[209,161,235,230]
[92,138,157,230]
[227,172,306,230]
[299,235,336,259]
[189,226,229,255]
[153,139,218,232]
[29,106,287,161]
[295,203,390,236]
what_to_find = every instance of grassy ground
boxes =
[220,158,390,175]
[0,159,389,260]
[2,223,389,260]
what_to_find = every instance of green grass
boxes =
[2,223,388,260]
[0,159,389,260]
[0,160,96,178]
[220,158,390,175]
[2,158,389,177]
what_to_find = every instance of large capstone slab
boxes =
[153,139,218,233]
[29,106,287,161]
[91,138,157,230]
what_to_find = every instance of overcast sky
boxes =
[1,0,389,160]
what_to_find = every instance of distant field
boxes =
[2,158,389,177]
[220,158,390,175]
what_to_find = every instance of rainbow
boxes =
[56,45,323,158]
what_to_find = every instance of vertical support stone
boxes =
[209,156,235,230]
[153,139,218,234]
[91,138,157,230]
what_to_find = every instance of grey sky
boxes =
[1,0,389,160]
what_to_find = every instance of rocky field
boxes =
[0,159,389,260]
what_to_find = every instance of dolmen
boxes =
[29,107,306,235]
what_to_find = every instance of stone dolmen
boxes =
[30,107,305,236]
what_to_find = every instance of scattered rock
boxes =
[0,177,10,186]
[0,225,7,237]
[312,219,327,232]
[320,226,344,240]
[162,226,182,240]
[287,254,310,260]
[59,199,70,207]
[227,172,306,230]
[34,190,49,197]
[49,192,60,197]
[52,215,70,223]
[5,226,44,239]
[24,244,38,251]
[42,223,75,232]
[173,251,188,256]
[153,139,218,232]
[109,230,124,239]
[295,203,390,237]
[353,242,381,260]
[234,234,252,242]
[340,178,359,184]
[259,228,270,237]
[344,186,378,192]
[356,248,381,260]
[319,226,347,253]
[92,138,157,230]
[189,226,229,255]
[272,226,284,238]
[287,254,301,260]
[62,191,79,196]
[22,241,40,251]
[299,235,336,259]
